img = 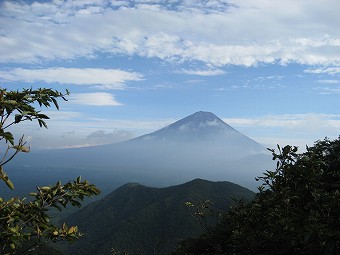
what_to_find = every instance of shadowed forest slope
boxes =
[62,179,255,255]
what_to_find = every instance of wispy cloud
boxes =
[254,75,284,82]
[316,79,340,84]
[305,67,340,75]
[224,113,340,130]
[224,113,340,148]
[1,0,339,67]
[0,68,143,89]
[86,129,134,145]
[313,79,340,94]
[179,69,226,76]
[314,86,340,94]
[41,110,83,121]
[69,92,122,106]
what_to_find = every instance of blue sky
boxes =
[0,0,339,150]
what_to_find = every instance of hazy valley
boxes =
[5,111,273,198]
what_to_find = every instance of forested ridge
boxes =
[62,179,254,255]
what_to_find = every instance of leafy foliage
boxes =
[0,87,100,254]
[173,137,340,255]
[184,200,217,236]
[0,177,99,254]
[0,88,69,189]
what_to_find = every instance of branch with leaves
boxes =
[0,87,100,254]
[185,200,219,236]
[0,177,100,254]
[0,87,69,189]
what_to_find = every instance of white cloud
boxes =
[314,86,340,94]
[0,68,142,89]
[254,75,284,82]
[31,127,134,149]
[69,92,122,106]
[305,67,340,75]
[13,115,173,149]
[317,79,340,84]
[41,110,83,120]
[86,129,134,145]
[224,113,340,130]
[222,113,340,149]
[179,68,226,76]
[0,0,339,67]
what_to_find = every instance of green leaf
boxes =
[5,178,14,190]
[1,132,14,145]
[37,113,50,119]
[43,215,50,222]
[70,200,81,208]
[54,180,61,187]
[14,114,22,123]
[38,119,48,128]
[53,204,63,211]
[51,97,59,110]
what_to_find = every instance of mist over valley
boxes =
[5,111,273,198]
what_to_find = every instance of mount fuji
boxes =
[8,111,273,194]
[134,111,264,156]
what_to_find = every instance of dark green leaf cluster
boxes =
[0,87,69,190]
[173,137,340,255]
[0,178,100,254]
[0,87,69,133]
[0,87,100,254]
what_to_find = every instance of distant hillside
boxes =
[62,179,255,255]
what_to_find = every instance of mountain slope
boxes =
[137,111,246,140]
[131,111,264,155]
[9,111,273,193]
[62,179,255,255]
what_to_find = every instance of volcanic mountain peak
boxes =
[135,111,246,143]
[136,111,233,142]
[157,111,236,134]
[167,111,229,131]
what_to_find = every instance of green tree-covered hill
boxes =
[62,179,254,255]
[172,137,340,254]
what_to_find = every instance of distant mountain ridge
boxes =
[139,111,233,138]
[134,111,261,146]
[8,111,273,194]
[62,178,255,255]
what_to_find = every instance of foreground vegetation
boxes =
[173,137,340,254]
[0,88,100,254]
